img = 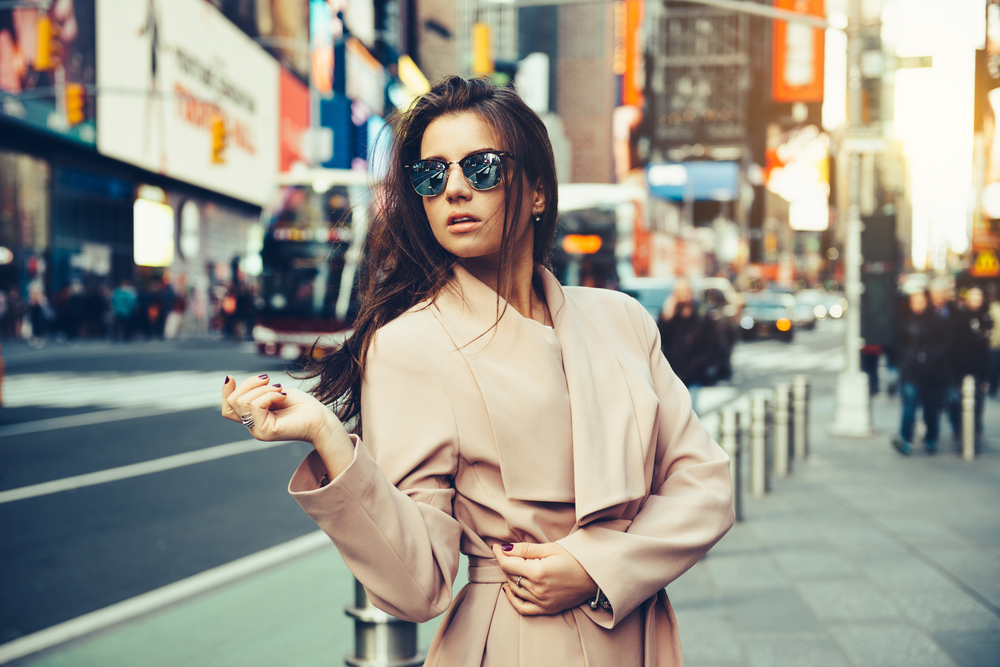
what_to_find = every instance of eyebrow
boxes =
[419,148,503,162]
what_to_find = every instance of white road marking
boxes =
[0,438,294,505]
[0,371,313,435]
[0,530,332,665]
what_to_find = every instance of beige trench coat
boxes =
[290,266,734,666]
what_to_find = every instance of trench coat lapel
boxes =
[537,268,651,524]
[433,266,650,522]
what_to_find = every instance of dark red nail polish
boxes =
[224,376,229,384]
[501,543,513,552]
[273,384,281,388]
[280,392,286,396]
[258,374,268,379]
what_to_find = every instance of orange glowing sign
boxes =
[562,235,603,255]
[772,0,825,103]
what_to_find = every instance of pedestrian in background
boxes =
[222,76,733,667]
[951,286,993,440]
[928,278,961,439]
[658,279,724,413]
[892,289,948,455]
[111,281,137,342]
[988,285,1000,398]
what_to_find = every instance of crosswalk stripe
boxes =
[0,438,293,505]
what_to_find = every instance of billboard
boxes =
[207,0,311,84]
[0,0,97,145]
[772,0,825,103]
[96,0,279,206]
[279,66,309,172]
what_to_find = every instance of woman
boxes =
[222,76,733,666]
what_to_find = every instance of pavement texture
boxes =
[10,384,1000,667]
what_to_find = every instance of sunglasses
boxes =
[402,151,514,197]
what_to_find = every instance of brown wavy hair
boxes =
[301,75,559,432]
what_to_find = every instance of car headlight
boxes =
[740,316,755,330]
[252,325,277,343]
[813,304,827,319]
[829,304,843,318]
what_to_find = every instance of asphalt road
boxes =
[0,319,848,646]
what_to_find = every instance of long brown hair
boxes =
[302,75,559,431]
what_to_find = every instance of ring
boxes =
[516,576,522,587]
[240,413,254,428]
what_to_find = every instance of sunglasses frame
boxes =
[402,151,515,197]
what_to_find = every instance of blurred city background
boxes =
[1,0,999,666]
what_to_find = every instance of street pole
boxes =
[830,0,872,437]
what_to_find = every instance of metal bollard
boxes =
[962,375,976,462]
[792,375,810,461]
[773,383,791,478]
[345,579,425,667]
[749,392,771,497]
[719,407,743,521]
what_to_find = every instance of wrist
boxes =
[310,410,355,479]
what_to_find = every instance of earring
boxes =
[533,209,542,224]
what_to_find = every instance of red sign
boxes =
[279,67,309,173]
[772,0,825,103]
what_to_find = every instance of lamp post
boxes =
[830,0,873,437]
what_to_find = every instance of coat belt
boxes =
[467,556,507,583]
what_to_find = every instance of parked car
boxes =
[739,291,797,342]
[619,276,741,381]
[793,289,846,322]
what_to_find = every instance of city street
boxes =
[9,318,996,667]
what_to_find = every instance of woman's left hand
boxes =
[492,542,598,616]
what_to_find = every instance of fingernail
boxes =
[280,392,286,396]
[223,376,229,384]
[258,374,268,379]
[501,543,513,552]
[273,384,281,388]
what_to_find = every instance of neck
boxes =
[460,235,547,324]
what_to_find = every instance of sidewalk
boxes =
[10,388,1000,667]
[674,390,1000,667]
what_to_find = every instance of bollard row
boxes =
[346,579,425,667]
[719,375,810,519]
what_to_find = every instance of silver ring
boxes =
[240,413,254,428]
[516,576,522,587]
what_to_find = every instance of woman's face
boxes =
[418,111,539,268]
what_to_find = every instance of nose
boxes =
[443,162,472,201]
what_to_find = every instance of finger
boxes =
[501,585,546,616]
[246,391,288,437]
[504,542,553,560]
[222,375,236,419]
[233,383,284,415]
[226,374,275,418]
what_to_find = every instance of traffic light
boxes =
[472,23,493,76]
[65,83,85,125]
[211,114,227,163]
[36,16,59,71]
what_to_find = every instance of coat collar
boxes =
[432,265,651,525]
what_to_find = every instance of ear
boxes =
[530,183,547,216]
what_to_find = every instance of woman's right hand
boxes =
[222,374,356,479]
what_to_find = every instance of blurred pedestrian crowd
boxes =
[0,276,260,345]
[886,279,998,455]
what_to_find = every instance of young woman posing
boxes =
[222,75,733,666]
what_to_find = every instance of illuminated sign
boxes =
[133,198,175,267]
[562,235,603,255]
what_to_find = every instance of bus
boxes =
[252,168,374,360]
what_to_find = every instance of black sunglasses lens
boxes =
[461,153,502,190]
[409,161,446,196]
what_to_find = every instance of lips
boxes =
[448,213,480,225]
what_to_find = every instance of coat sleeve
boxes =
[558,300,735,629]
[288,319,463,623]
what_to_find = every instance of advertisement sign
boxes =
[646,161,740,202]
[279,67,309,172]
[211,0,311,84]
[0,0,96,145]
[772,0,825,103]
[96,0,279,206]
